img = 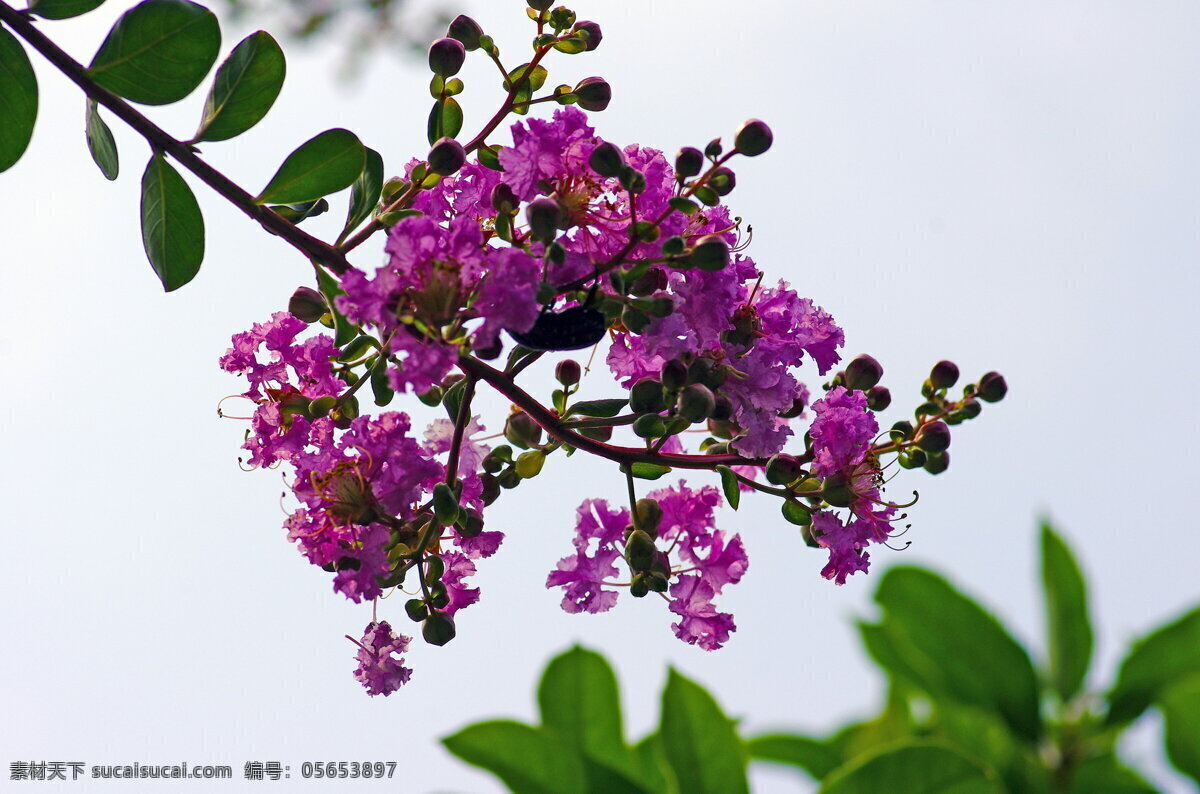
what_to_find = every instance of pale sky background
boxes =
[2,1,1199,792]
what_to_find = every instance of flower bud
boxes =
[632,414,666,439]
[930,360,960,389]
[634,498,663,536]
[844,354,884,391]
[422,612,456,646]
[710,395,734,422]
[709,167,736,196]
[689,235,730,272]
[647,296,675,318]
[630,267,667,297]
[675,147,704,178]
[405,598,429,622]
[460,508,485,538]
[479,474,501,506]
[781,499,813,527]
[573,77,611,111]
[428,37,466,77]
[489,183,518,215]
[446,14,483,50]
[308,395,337,418]
[629,574,650,598]
[821,472,855,508]
[678,383,716,423]
[958,397,982,419]
[780,395,807,419]
[661,359,688,391]
[497,469,521,489]
[900,448,927,469]
[629,378,667,414]
[914,420,951,453]
[427,137,466,175]
[432,482,460,525]
[504,411,543,448]
[527,0,553,9]
[766,454,803,486]
[555,359,582,386]
[734,119,773,157]
[619,167,646,195]
[549,7,576,29]
[525,197,564,243]
[571,20,602,50]
[288,286,326,323]
[625,529,657,571]
[924,450,950,475]
[978,371,1007,403]
[621,304,650,334]
[588,140,625,177]
[423,554,446,584]
[866,385,892,411]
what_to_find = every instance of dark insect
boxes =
[508,305,608,351]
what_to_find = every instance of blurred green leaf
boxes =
[1159,673,1200,786]
[1040,522,1093,701]
[538,646,632,774]
[873,567,1042,741]
[140,151,204,291]
[84,99,119,180]
[660,669,749,794]
[1066,754,1160,794]
[28,0,106,19]
[0,26,37,172]
[442,720,585,794]
[88,0,220,106]
[820,742,1003,794]
[193,31,285,142]
[631,733,673,794]
[748,734,840,780]
[580,756,652,794]
[1107,605,1200,725]
[256,128,364,204]
[716,466,740,510]
[339,147,383,243]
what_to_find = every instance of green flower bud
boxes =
[678,383,716,423]
[626,528,657,571]
[629,574,650,598]
[427,137,466,175]
[422,612,456,646]
[573,77,611,111]
[661,359,688,391]
[489,182,519,214]
[844,354,884,391]
[647,296,675,318]
[781,499,812,526]
[915,420,951,453]
[704,138,723,159]
[525,197,564,243]
[733,118,773,157]
[632,413,666,439]
[930,359,960,389]
[307,395,337,418]
[527,0,553,10]
[432,482,460,525]
[710,395,734,422]
[571,20,602,50]
[675,147,704,178]
[866,385,892,411]
[630,266,667,297]
[405,598,429,622]
[978,371,1008,403]
[446,14,483,50]
[423,554,446,584]
[428,37,466,77]
[461,508,486,537]
[288,286,327,323]
[780,395,807,419]
[619,166,647,195]
[515,449,546,479]
[709,166,736,196]
[822,472,855,508]
[688,235,730,272]
[899,448,927,469]
[634,498,663,536]
[417,385,444,407]
[766,454,803,486]
[497,469,521,490]
[555,359,582,386]
[924,450,950,475]
[589,140,625,177]
[621,304,650,334]
[629,378,667,414]
[504,411,543,448]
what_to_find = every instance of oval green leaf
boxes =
[569,398,628,418]
[538,646,631,774]
[88,0,220,106]
[338,146,383,243]
[1160,676,1200,786]
[256,128,365,205]
[426,96,463,144]
[629,462,671,480]
[873,567,1042,741]
[1107,604,1200,725]
[27,0,105,20]
[1067,754,1159,794]
[716,466,740,510]
[1040,522,1093,701]
[0,26,38,172]
[660,668,749,794]
[441,721,586,794]
[820,742,1002,794]
[85,98,119,180]
[193,31,284,143]
[749,734,841,780]
[140,152,204,291]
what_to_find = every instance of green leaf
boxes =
[427,96,463,144]
[140,152,204,291]
[339,147,383,242]
[192,31,284,143]
[630,734,673,794]
[1040,522,1093,701]
[748,734,841,780]
[538,646,631,773]
[478,145,504,171]
[1107,605,1200,725]
[28,0,106,19]
[873,567,1042,741]
[820,742,1003,794]
[88,0,220,106]
[659,669,749,794]
[1160,673,1200,786]
[0,26,37,172]
[629,462,671,481]
[314,266,356,346]
[84,99,119,180]
[1066,754,1160,794]
[569,398,628,418]
[580,757,653,794]
[256,128,365,204]
[441,721,586,794]
[716,466,740,510]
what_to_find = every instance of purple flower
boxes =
[500,107,596,200]
[811,511,872,586]
[668,575,736,651]
[810,386,878,478]
[472,248,541,349]
[350,621,412,696]
[439,551,481,616]
[545,499,627,614]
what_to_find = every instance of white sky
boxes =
[2,1,1199,792]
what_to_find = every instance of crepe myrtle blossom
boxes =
[218,6,1004,695]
